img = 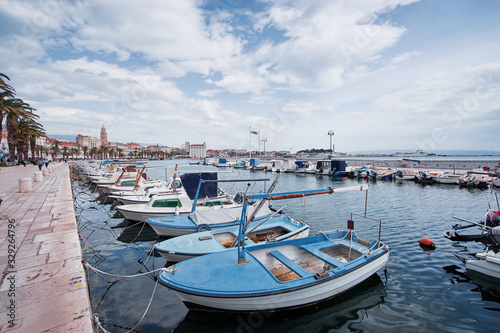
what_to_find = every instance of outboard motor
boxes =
[486,211,500,228]
[234,192,244,204]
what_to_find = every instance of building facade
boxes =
[76,134,101,148]
[189,142,207,158]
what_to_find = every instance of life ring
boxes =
[197,224,211,232]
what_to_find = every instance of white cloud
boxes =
[1,0,499,151]
[390,51,421,64]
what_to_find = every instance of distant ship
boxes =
[392,150,440,157]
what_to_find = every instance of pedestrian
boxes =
[44,159,49,168]
[38,159,43,170]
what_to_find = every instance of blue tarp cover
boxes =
[250,158,260,166]
[295,161,309,169]
[180,172,218,200]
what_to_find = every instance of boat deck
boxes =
[250,236,373,282]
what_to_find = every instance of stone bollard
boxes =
[43,169,49,176]
[18,178,33,193]
[48,166,53,173]
[34,171,43,182]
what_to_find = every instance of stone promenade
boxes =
[0,163,93,332]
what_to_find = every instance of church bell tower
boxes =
[100,124,108,146]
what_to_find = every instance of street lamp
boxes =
[328,130,334,157]
[262,138,267,155]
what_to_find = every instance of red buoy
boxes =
[419,237,435,249]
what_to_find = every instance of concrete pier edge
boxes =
[0,163,93,332]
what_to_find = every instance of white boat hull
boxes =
[171,252,389,311]
[117,209,183,222]
[114,197,149,205]
[149,222,232,237]
[466,257,500,281]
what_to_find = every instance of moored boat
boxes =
[115,172,234,222]
[435,172,466,185]
[159,224,389,311]
[466,250,500,282]
[155,214,310,262]
[158,184,390,311]
[146,203,273,237]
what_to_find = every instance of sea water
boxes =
[74,160,500,332]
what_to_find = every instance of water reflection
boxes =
[444,263,500,304]
[114,219,160,243]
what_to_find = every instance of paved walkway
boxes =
[0,164,93,332]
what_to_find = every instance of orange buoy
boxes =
[419,237,435,249]
[342,177,347,181]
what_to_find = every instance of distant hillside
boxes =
[46,134,77,142]
[347,149,500,156]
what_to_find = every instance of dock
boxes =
[0,163,93,332]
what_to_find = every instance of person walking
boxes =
[38,159,43,170]
[44,159,49,168]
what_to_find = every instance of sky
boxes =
[1,0,499,153]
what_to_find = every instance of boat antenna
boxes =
[236,183,252,265]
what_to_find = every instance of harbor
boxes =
[2,1,500,332]
[70,158,499,332]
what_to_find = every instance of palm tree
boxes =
[17,119,45,161]
[0,73,16,137]
[27,121,45,161]
[101,146,109,159]
[89,146,97,159]
[5,98,38,159]
[35,145,44,159]
[116,147,123,159]
[72,146,80,159]
[51,140,61,159]
[82,146,88,159]
[62,146,68,159]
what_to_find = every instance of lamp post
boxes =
[262,138,267,155]
[328,130,334,158]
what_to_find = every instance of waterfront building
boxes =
[189,143,207,158]
[76,134,101,148]
[182,141,190,153]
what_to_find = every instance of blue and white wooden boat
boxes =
[155,214,310,262]
[158,184,390,311]
[146,204,273,237]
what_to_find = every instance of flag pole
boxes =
[249,126,252,158]
[258,131,261,154]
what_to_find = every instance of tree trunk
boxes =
[6,114,18,160]
[30,137,36,160]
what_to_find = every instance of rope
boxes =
[319,230,350,241]
[83,260,166,280]
[94,314,110,333]
[125,278,159,333]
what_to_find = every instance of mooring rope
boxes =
[93,314,110,333]
[125,278,160,333]
[83,260,166,280]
